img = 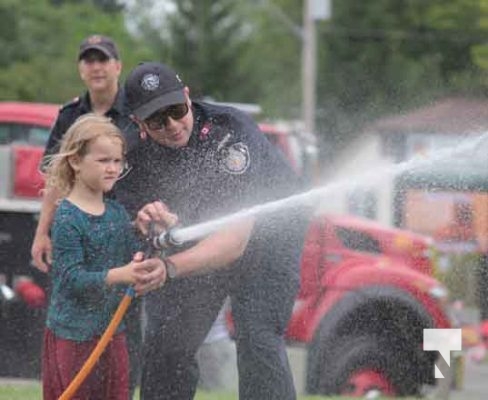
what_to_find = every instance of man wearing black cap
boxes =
[31,34,142,398]
[118,62,309,400]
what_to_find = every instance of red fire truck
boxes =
[0,101,460,396]
[0,102,55,377]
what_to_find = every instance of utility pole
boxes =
[302,0,331,137]
[262,0,330,138]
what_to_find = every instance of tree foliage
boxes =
[50,0,124,13]
[2,0,488,163]
[127,0,303,117]
[471,0,488,80]
[242,0,303,118]
[154,0,258,102]
[0,0,153,103]
[315,0,488,154]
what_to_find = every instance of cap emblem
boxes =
[141,73,160,91]
[87,35,102,44]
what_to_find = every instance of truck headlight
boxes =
[429,285,459,326]
[428,285,448,301]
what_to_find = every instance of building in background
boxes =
[321,97,488,254]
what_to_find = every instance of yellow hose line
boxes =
[58,290,134,400]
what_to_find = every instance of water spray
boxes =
[154,132,488,246]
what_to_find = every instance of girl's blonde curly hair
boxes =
[44,113,126,196]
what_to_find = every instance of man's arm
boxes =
[134,200,254,281]
[166,218,254,277]
[31,186,62,272]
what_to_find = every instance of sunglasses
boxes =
[144,103,189,130]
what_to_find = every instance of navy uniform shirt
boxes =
[114,101,310,277]
[43,88,140,165]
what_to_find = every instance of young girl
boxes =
[41,114,164,400]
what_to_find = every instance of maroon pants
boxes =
[42,328,129,400]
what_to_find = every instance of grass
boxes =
[0,381,423,400]
[0,383,40,400]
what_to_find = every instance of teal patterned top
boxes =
[46,198,141,341]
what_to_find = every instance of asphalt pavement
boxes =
[449,358,488,399]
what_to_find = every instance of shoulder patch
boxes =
[59,96,80,111]
[199,121,212,141]
[220,142,250,175]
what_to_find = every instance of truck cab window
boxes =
[0,123,49,146]
[335,227,382,254]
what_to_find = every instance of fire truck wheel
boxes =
[315,334,420,396]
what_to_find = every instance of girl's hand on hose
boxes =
[105,253,165,292]
[133,257,167,295]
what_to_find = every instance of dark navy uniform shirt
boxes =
[114,101,309,276]
[114,101,301,222]
[43,88,140,164]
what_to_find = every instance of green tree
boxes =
[50,0,124,13]
[0,0,154,103]
[129,0,303,117]
[158,0,257,102]
[471,0,488,88]
[242,0,303,118]
[315,0,488,157]
[121,0,488,161]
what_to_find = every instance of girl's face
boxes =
[71,135,124,194]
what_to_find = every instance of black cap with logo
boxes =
[124,62,186,120]
[78,34,119,60]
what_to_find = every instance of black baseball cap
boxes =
[124,62,186,120]
[78,34,119,60]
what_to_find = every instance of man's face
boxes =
[138,93,194,149]
[78,50,121,94]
